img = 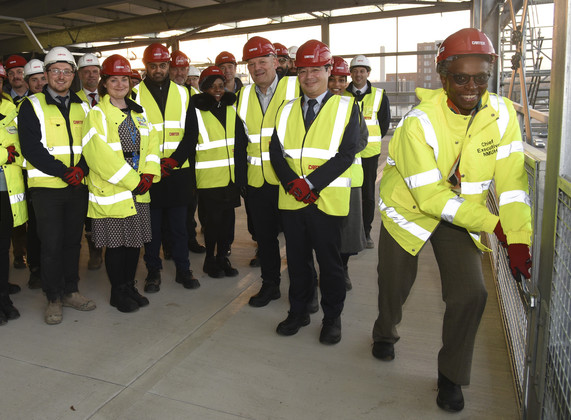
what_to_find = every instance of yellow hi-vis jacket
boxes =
[379,88,532,256]
[275,95,354,216]
[76,89,97,108]
[237,76,299,187]
[25,93,90,188]
[345,87,383,158]
[133,81,190,168]
[0,100,27,226]
[195,106,236,189]
[81,95,161,219]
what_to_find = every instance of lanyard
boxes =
[125,111,140,170]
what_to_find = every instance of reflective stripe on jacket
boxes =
[379,88,532,256]
[195,106,236,189]
[81,95,161,219]
[25,93,90,188]
[0,100,27,226]
[351,87,383,158]
[275,95,353,216]
[133,81,190,168]
[237,76,299,187]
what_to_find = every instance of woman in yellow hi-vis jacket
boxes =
[82,55,160,313]
[190,66,243,278]
[0,73,27,324]
[371,29,532,412]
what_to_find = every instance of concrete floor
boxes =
[0,140,519,420]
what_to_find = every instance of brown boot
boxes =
[86,233,102,270]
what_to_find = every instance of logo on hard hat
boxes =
[304,55,314,59]
[471,41,486,46]
[249,47,258,52]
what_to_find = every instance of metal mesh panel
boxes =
[542,179,571,419]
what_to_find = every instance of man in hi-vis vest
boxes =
[346,55,390,249]
[269,40,360,345]
[19,47,96,325]
[134,43,199,293]
[234,36,299,308]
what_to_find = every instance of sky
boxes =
[101,4,554,83]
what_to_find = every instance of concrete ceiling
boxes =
[0,0,472,55]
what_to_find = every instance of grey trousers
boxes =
[372,222,488,385]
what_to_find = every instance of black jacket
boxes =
[19,86,89,181]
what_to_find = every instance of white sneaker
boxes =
[62,292,96,311]
[45,300,63,325]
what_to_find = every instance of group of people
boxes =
[0,27,533,412]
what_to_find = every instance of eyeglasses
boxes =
[278,58,288,64]
[48,68,74,77]
[445,72,490,85]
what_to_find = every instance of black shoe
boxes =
[372,341,395,361]
[127,283,149,307]
[249,249,260,267]
[319,317,341,344]
[365,233,374,249]
[144,270,161,293]
[249,284,281,307]
[13,256,26,269]
[176,270,201,289]
[343,265,352,291]
[28,268,41,290]
[276,312,310,336]
[217,256,238,277]
[307,290,319,314]
[188,240,206,254]
[0,294,20,320]
[110,287,139,313]
[8,282,21,294]
[203,257,224,278]
[0,309,6,326]
[437,372,464,412]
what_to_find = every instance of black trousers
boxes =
[105,246,140,288]
[247,183,281,286]
[31,186,88,301]
[26,197,41,270]
[145,206,189,272]
[198,188,236,258]
[361,154,380,236]
[281,205,346,320]
[0,191,13,294]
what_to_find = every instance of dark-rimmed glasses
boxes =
[445,72,490,85]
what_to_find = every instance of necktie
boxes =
[305,99,317,130]
[56,96,67,107]
[356,90,361,96]
[89,93,97,107]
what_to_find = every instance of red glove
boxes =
[63,166,84,186]
[286,178,311,201]
[160,157,178,177]
[507,244,532,282]
[133,173,154,195]
[302,190,319,204]
[5,145,19,164]
[494,221,508,248]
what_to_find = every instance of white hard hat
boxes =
[350,55,371,70]
[187,65,200,77]
[288,46,298,59]
[77,53,100,68]
[24,59,44,78]
[44,47,77,70]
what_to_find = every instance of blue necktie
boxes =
[305,99,317,130]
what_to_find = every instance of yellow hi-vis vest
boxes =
[81,95,161,219]
[25,93,90,188]
[379,88,532,256]
[133,81,190,168]
[349,87,383,158]
[275,95,354,216]
[195,106,236,189]
[0,100,27,226]
[76,90,97,108]
[237,76,299,187]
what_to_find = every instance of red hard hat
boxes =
[436,28,498,63]
[171,50,190,68]
[242,36,276,61]
[143,43,170,65]
[215,51,236,66]
[131,69,142,80]
[273,43,289,58]
[331,56,350,76]
[101,54,132,76]
[199,65,225,89]
[295,40,332,68]
[0,63,6,79]
[5,55,27,70]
